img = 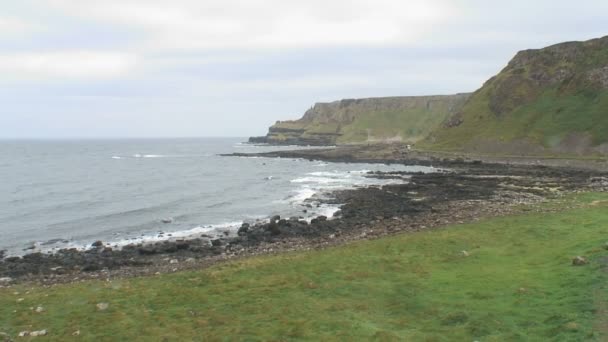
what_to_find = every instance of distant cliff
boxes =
[250,94,471,146]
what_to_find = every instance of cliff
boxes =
[250,94,471,145]
[425,35,608,155]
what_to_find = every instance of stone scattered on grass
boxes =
[572,256,588,266]
[72,330,80,336]
[96,302,109,311]
[34,306,44,313]
[169,259,179,264]
[461,250,470,257]
[30,330,47,337]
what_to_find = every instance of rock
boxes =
[18,332,29,337]
[169,259,179,264]
[266,222,281,236]
[237,223,250,236]
[91,240,103,248]
[461,250,470,257]
[96,302,109,311]
[270,215,281,223]
[572,256,588,266]
[0,277,12,285]
[35,306,44,313]
[210,239,223,247]
[185,257,196,263]
[72,330,80,336]
[161,218,173,224]
[0,332,12,342]
[29,330,47,337]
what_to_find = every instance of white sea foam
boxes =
[286,169,410,220]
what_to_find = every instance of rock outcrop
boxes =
[250,94,471,146]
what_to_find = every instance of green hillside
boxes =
[425,36,608,156]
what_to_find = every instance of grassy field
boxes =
[2,193,608,341]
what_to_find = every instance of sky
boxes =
[0,0,606,139]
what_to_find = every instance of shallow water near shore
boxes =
[0,138,434,255]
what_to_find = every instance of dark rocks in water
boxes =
[161,218,174,224]
[91,241,103,248]
[266,222,281,236]
[238,223,250,236]
[210,239,224,247]
[0,250,5,260]
[270,215,281,223]
[310,216,327,224]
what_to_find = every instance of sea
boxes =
[0,138,435,255]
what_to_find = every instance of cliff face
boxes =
[250,94,471,146]
[428,35,608,155]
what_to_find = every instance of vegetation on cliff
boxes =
[424,36,608,155]
[251,94,470,146]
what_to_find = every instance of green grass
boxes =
[2,193,608,341]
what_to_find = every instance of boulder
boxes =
[161,218,173,224]
[91,241,103,248]
[572,256,588,266]
[237,223,250,236]
[0,277,12,285]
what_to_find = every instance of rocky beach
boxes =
[2,145,607,286]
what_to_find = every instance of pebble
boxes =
[169,259,179,264]
[35,306,44,313]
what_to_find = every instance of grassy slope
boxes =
[426,37,608,154]
[2,193,608,341]
[427,87,608,153]
[338,106,453,143]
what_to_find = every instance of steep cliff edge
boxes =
[250,94,471,146]
[425,35,608,155]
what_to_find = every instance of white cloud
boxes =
[0,16,43,36]
[0,51,138,80]
[47,0,453,49]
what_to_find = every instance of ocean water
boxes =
[0,138,434,255]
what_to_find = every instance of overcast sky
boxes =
[0,0,606,138]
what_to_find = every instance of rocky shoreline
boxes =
[1,147,607,287]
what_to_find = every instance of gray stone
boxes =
[572,256,588,266]
[96,302,109,311]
